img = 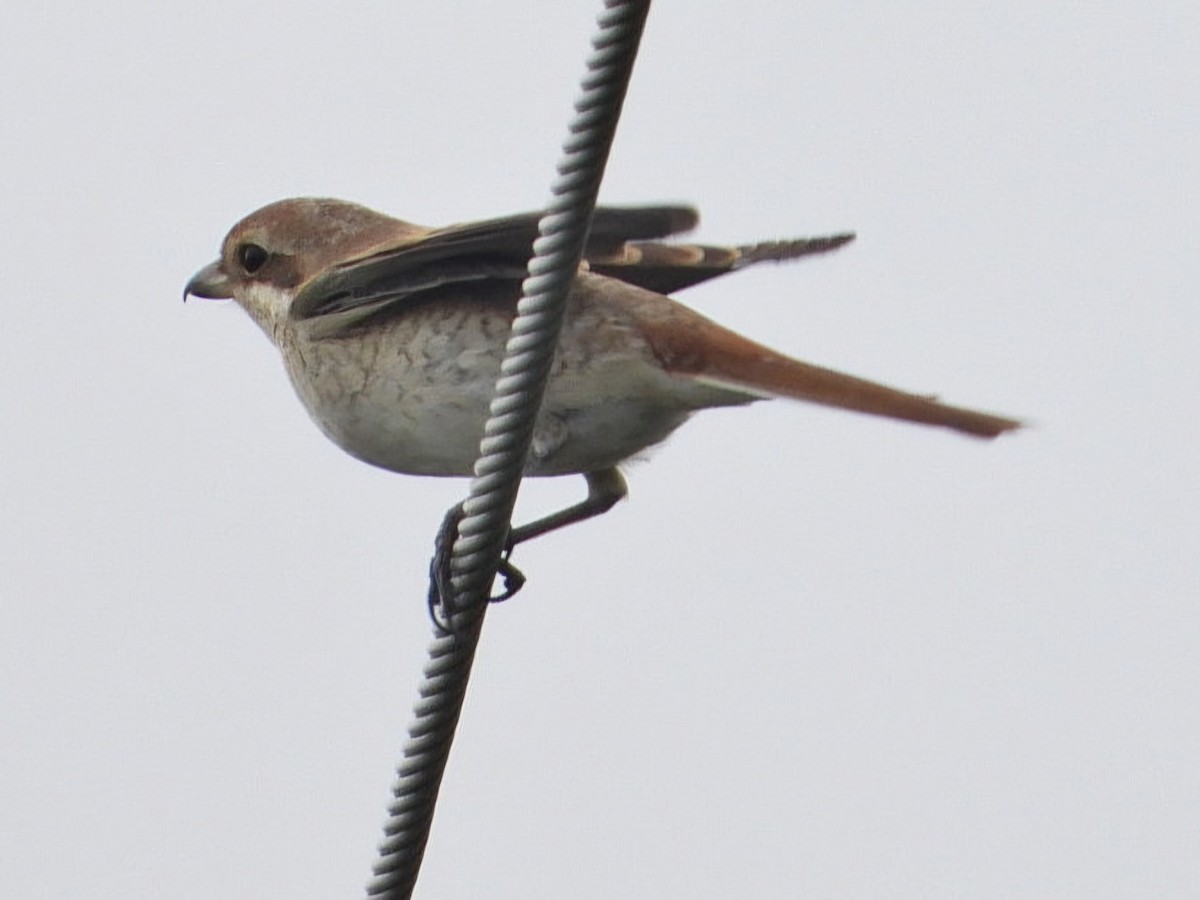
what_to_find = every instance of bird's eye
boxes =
[237,243,269,274]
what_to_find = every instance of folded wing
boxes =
[288,204,851,335]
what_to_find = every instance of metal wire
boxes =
[366,2,652,896]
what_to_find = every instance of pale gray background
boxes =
[2,2,1197,898]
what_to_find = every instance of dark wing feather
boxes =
[289,204,699,329]
[289,202,853,338]
[588,233,855,295]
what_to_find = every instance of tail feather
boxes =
[638,303,1020,439]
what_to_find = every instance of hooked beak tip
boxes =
[184,261,233,302]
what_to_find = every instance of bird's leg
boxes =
[508,467,629,548]
[427,468,625,629]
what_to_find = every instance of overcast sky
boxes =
[2,2,1197,898]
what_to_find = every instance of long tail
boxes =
[638,302,1020,439]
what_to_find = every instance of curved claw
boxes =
[427,503,528,634]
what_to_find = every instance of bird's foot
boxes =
[427,503,526,634]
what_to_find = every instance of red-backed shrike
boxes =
[186,198,1019,541]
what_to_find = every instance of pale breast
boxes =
[275,275,749,477]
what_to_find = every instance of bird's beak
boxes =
[183,261,233,301]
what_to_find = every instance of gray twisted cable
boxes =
[365,2,652,897]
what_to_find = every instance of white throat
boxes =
[237,282,295,345]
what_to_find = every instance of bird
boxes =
[185,197,1020,544]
